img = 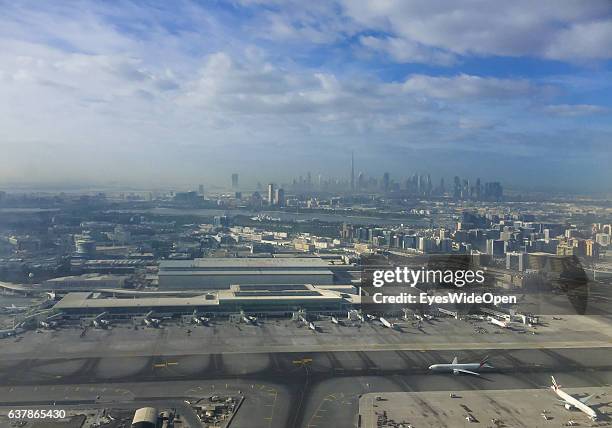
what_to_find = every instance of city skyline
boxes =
[0,1,611,192]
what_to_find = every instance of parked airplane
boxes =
[2,304,28,313]
[242,314,257,325]
[488,316,510,328]
[379,317,396,329]
[191,310,210,325]
[331,316,340,325]
[143,311,161,328]
[551,376,598,421]
[428,356,492,376]
[39,320,57,329]
[40,312,64,329]
[92,312,110,329]
[308,322,317,331]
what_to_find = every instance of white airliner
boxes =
[331,316,340,325]
[428,356,492,376]
[92,312,110,328]
[143,311,160,327]
[308,322,317,331]
[192,310,210,326]
[2,304,28,313]
[39,320,57,329]
[242,314,257,325]
[488,316,509,328]
[379,317,396,329]
[551,376,598,421]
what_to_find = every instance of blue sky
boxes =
[0,0,611,192]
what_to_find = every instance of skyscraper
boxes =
[275,188,285,207]
[357,171,364,191]
[453,176,461,199]
[350,151,355,192]
[267,183,275,205]
[231,173,239,189]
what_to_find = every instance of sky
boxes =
[0,0,611,192]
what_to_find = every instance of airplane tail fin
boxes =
[551,376,560,390]
[479,355,490,367]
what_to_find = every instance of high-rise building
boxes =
[585,239,599,258]
[486,239,505,257]
[506,252,528,271]
[275,188,285,207]
[198,184,204,195]
[350,151,355,192]
[484,182,503,201]
[382,172,390,192]
[267,183,275,205]
[231,173,239,189]
[453,176,461,199]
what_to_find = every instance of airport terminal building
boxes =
[53,284,359,318]
[157,257,336,290]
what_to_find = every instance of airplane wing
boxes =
[453,369,480,376]
[452,356,458,365]
[580,394,597,404]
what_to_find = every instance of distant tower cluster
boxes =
[267,183,285,207]
[452,176,502,201]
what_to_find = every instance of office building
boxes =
[275,188,285,207]
[506,252,528,271]
[267,183,275,205]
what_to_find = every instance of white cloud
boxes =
[359,35,456,66]
[545,20,612,61]
[340,0,612,62]
[401,74,539,100]
[544,104,608,117]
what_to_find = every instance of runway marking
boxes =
[307,393,338,427]
[267,388,278,428]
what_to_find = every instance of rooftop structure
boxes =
[43,274,129,290]
[158,257,336,290]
